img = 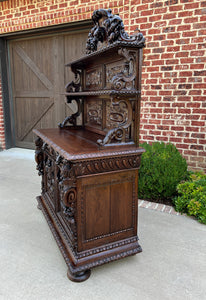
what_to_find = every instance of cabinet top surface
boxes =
[34,128,144,161]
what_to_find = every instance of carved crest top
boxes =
[66,9,145,68]
[86,8,145,54]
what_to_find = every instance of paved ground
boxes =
[0,148,206,300]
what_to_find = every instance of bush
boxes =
[174,172,206,224]
[138,142,188,202]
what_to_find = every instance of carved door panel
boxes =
[9,30,88,148]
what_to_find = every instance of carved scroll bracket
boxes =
[97,127,125,146]
[65,69,81,93]
[58,98,82,128]
[59,69,83,128]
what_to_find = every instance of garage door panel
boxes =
[13,44,53,91]
[15,38,55,85]
[15,97,54,141]
[26,104,55,144]
[9,27,89,149]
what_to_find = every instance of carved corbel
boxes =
[59,69,82,128]
[58,98,82,128]
[65,69,81,93]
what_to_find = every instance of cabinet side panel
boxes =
[85,185,110,240]
[77,170,138,252]
[110,181,133,233]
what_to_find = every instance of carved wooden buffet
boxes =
[34,9,145,282]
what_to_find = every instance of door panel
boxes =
[9,28,89,148]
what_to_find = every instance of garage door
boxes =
[9,28,89,148]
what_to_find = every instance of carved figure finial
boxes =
[86,9,145,54]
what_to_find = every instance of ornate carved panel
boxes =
[57,161,78,250]
[105,61,125,89]
[35,137,44,176]
[106,50,137,91]
[44,155,55,206]
[85,99,103,128]
[106,99,128,129]
[85,67,102,90]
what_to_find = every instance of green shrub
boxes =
[174,172,206,224]
[138,142,188,202]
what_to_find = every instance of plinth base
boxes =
[36,195,142,282]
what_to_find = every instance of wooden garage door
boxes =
[9,29,88,148]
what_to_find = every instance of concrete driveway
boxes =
[0,148,206,300]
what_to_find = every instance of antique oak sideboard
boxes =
[34,9,145,282]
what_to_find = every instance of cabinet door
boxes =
[77,170,138,252]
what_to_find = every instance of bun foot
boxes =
[67,269,91,282]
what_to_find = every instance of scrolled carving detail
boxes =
[63,188,76,207]
[98,98,132,146]
[65,70,81,93]
[59,98,82,128]
[35,137,44,176]
[97,127,125,146]
[61,187,77,233]
[59,70,82,129]
[111,49,136,91]
[58,162,77,245]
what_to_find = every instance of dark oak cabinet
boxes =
[34,9,145,282]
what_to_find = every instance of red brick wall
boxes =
[0,0,205,172]
[130,0,206,172]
